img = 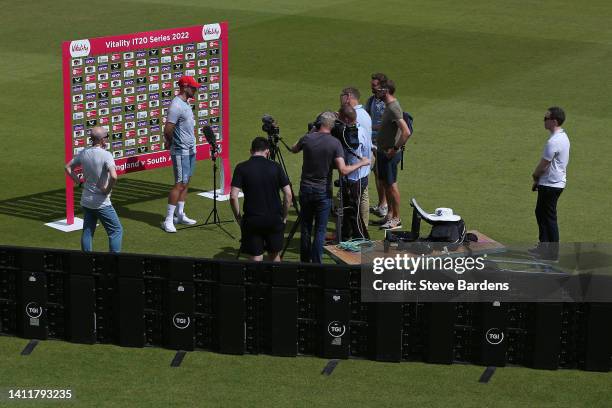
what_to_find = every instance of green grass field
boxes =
[1,336,612,408]
[1,0,611,406]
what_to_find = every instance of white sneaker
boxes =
[380,218,402,230]
[370,205,388,218]
[174,213,197,225]
[161,219,177,233]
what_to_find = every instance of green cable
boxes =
[336,238,374,252]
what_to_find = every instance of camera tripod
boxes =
[267,136,303,258]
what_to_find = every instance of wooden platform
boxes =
[323,230,504,265]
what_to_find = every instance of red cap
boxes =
[177,75,200,89]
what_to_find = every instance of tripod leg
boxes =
[274,147,300,214]
[236,245,242,260]
[337,178,344,244]
[281,214,301,258]
[204,208,214,224]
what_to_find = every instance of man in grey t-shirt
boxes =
[65,126,123,253]
[290,111,370,263]
[372,78,411,231]
[162,75,199,233]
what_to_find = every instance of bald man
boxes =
[65,126,123,252]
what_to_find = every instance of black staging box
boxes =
[0,245,609,372]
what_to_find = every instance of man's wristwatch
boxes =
[392,145,400,152]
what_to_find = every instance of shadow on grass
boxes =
[0,178,202,223]
[210,219,303,261]
[212,245,303,262]
[213,246,241,260]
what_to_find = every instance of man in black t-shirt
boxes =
[290,111,370,263]
[230,137,292,261]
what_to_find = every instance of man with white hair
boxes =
[65,126,123,253]
[290,111,370,263]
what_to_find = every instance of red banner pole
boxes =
[220,21,231,194]
[62,41,75,225]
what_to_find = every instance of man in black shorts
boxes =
[230,137,293,261]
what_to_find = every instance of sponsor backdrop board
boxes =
[61,23,230,224]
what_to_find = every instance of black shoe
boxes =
[538,254,559,263]
[529,245,559,262]
[527,245,542,256]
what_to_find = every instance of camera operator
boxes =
[337,104,371,239]
[290,111,370,263]
[230,137,292,262]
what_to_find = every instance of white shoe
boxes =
[161,220,177,233]
[380,218,402,230]
[370,205,388,218]
[174,213,197,225]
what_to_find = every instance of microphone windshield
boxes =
[203,125,216,145]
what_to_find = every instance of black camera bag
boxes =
[427,220,466,250]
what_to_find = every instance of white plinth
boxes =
[45,217,84,232]
[198,189,243,201]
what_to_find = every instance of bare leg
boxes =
[178,182,189,202]
[376,177,387,208]
[383,183,394,218]
[387,182,401,219]
[168,183,186,205]
[372,154,387,209]
[268,251,281,262]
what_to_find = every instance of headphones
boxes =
[313,113,324,129]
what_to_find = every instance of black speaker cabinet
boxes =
[163,281,194,351]
[581,303,612,372]
[16,270,48,340]
[527,303,562,370]
[321,289,350,359]
[116,277,145,347]
[65,273,96,344]
[424,303,456,364]
[269,286,297,356]
[368,302,402,362]
[477,302,508,367]
[217,284,245,354]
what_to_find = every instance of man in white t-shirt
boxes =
[65,126,123,252]
[530,106,570,259]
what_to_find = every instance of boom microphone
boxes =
[203,125,216,146]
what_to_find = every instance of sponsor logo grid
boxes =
[70,39,222,158]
